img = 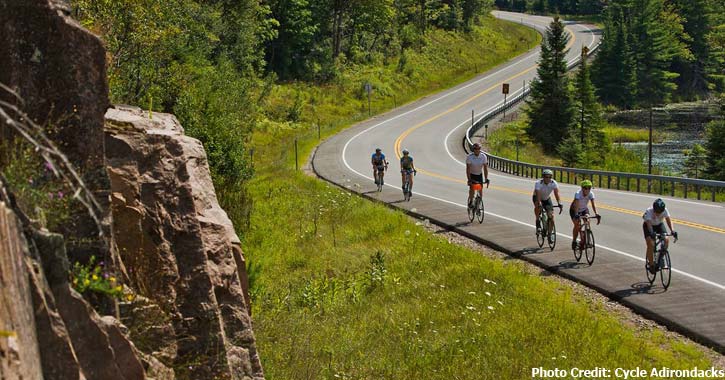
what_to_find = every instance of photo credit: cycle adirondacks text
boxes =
[531,366,725,379]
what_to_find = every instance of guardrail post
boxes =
[712,188,716,202]
[659,180,663,195]
[598,175,602,188]
[636,178,640,193]
[626,177,630,192]
[607,175,611,189]
[671,181,675,197]
[684,183,688,198]
[567,171,570,184]
[696,184,701,200]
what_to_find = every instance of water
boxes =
[620,138,705,176]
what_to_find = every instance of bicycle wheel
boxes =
[660,249,671,290]
[646,254,657,285]
[467,198,475,222]
[573,236,583,262]
[536,221,545,248]
[547,220,556,251]
[476,196,484,223]
[585,229,596,265]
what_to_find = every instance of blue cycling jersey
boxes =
[372,153,386,165]
[400,156,413,170]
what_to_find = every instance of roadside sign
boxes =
[502,83,509,94]
[364,82,372,94]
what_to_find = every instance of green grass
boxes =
[223,17,721,380]
[604,125,666,143]
[242,170,716,379]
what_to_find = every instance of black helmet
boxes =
[375,148,381,152]
[472,143,481,150]
[653,198,666,213]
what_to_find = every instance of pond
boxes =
[620,137,705,176]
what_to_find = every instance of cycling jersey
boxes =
[466,152,488,175]
[533,179,558,201]
[642,207,669,226]
[371,153,386,165]
[400,156,414,170]
[573,189,595,213]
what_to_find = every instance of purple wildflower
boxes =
[47,192,54,200]
[44,161,53,172]
[57,191,64,199]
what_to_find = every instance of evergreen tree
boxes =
[592,8,637,108]
[682,144,707,178]
[572,52,607,165]
[703,118,725,180]
[629,0,689,107]
[525,16,575,153]
[670,0,712,98]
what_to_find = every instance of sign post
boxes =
[502,83,510,120]
[365,82,372,116]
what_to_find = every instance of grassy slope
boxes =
[236,17,718,379]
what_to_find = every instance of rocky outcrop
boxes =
[0,0,112,262]
[1,180,152,380]
[105,105,263,380]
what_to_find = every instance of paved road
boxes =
[313,11,725,352]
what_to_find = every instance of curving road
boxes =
[313,11,725,351]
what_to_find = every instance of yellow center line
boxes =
[389,25,725,235]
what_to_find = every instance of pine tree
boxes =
[526,16,575,153]
[704,118,725,180]
[592,7,637,108]
[670,0,712,98]
[572,52,607,165]
[682,144,707,178]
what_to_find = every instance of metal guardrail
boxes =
[463,40,725,202]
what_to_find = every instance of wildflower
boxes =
[92,274,99,281]
[468,291,476,295]
[44,161,53,172]
[487,306,494,310]
[57,191,64,199]
[114,286,123,292]
[125,294,134,302]
[83,279,90,286]
[47,192,54,200]
[110,277,116,283]
[485,291,491,297]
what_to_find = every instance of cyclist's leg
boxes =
[643,222,655,266]
[533,194,541,229]
[401,170,405,187]
[544,200,554,231]
[408,170,413,191]
[570,208,579,248]
[373,167,378,183]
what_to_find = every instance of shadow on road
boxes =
[614,282,666,297]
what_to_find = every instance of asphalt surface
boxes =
[313,11,725,352]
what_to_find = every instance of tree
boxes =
[682,144,707,178]
[573,51,607,165]
[670,0,712,99]
[703,119,725,180]
[526,16,575,153]
[592,7,637,108]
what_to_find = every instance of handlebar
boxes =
[554,204,563,215]
[654,232,678,242]
[581,213,602,225]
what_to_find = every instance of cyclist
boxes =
[371,148,388,185]
[466,143,489,208]
[533,169,562,233]
[569,180,599,250]
[643,198,677,274]
[400,149,416,195]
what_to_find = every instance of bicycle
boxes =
[467,179,490,224]
[402,170,415,201]
[536,203,563,251]
[647,232,677,290]
[374,164,387,192]
[573,213,601,265]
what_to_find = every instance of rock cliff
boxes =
[0,0,262,379]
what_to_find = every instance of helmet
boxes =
[653,198,666,213]
[472,143,481,150]
[375,148,381,152]
[402,149,409,155]
[580,180,593,188]
[542,169,553,176]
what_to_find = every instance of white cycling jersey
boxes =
[643,207,669,226]
[573,189,595,213]
[534,179,558,201]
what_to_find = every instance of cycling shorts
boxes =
[570,209,589,221]
[532,194,553,210]
[470,173,483,184]
[642,222,665,239]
